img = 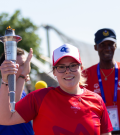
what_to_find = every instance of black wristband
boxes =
[1,79,8,86]
[19,74,26,79]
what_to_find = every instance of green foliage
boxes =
[0,10,46,89]
[0,10,41,58]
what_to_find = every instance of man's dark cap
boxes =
[94,28,116,45]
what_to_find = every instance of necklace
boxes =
[100,67,114,81]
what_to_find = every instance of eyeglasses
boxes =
[54,63,81,73]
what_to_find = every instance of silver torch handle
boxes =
[0,26,22,113]
[5,41,17,113]
[8,67,16,112]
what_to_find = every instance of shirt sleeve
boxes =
[15,91,39,123]
[100,99,113,133]
[15,88,51,123]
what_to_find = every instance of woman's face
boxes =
[53,56,81,94]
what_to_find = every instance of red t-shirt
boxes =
[15,86,113,135]
[83,62,120,126]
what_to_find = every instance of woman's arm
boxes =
[15,48,33,102]
[0,84,25,125]
[0,48,33,125]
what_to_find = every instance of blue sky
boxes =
[0,0,120,58]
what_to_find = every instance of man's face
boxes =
[16,54,26,80]
[95,41,116,62]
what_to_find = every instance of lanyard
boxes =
[97,62,118,103]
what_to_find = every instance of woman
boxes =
[0,44,113,135]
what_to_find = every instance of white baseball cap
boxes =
[52,43,82,66]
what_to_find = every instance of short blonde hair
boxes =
[79,65,87,86]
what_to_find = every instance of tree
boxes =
[0,10,41,58]
[0,10,44,90]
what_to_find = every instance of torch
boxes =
[0,26,22,112]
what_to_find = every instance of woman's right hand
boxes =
[0,60,19,83]
[21,48,33,76]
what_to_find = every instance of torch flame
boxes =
[6,26,15,31]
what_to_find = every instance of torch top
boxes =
[5,26,15,36]
[0,26,22,43]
